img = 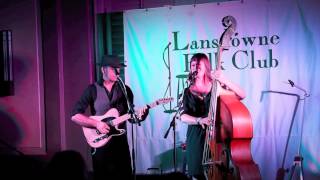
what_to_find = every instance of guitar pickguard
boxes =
[93,117,126,143]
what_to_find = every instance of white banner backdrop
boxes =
[124,0,320,179]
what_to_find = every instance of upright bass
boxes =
[202,16,261,180]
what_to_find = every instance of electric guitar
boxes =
[83,97,173,148]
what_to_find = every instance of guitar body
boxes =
[83,108,126,148]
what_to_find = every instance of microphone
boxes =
[114,68,120,76]
[187,71,198,85]
[288,79,294,87]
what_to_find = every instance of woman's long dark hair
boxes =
[188,53,212,85]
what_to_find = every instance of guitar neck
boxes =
[112,113,132,126]
[112,100,161,126]
[146,101,160,109]
[112,98,172,126]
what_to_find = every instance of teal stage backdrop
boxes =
[123,0,320,179]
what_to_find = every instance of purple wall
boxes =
[58,0,95,166]
[0,0,95,168]
[0,0,45,154]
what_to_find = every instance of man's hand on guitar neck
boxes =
[136,106,150,121]
[134,97,173,122]
[96,120,110,134]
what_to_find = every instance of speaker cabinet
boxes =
[0,30,14,97]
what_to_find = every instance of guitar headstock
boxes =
[146,97,174,109]
[155,97,174,105]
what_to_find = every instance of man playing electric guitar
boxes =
[71,55,150,180]
[83,97,173,148]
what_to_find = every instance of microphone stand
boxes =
[163,98,183,173]
[163,79,190,173]
[117,76,140,180]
